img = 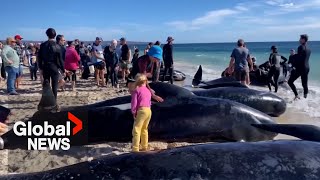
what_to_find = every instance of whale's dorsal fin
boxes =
[192,65,203,86]
[252,124,320,142]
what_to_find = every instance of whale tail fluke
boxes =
[192,65,203,86]
[252,124,320,142]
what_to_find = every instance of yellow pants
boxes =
[132,107,152,152]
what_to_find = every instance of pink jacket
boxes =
[64,47,80,70]
[131,85,152,115]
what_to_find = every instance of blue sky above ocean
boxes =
[1,0,320,43]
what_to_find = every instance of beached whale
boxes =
[0,83,277,150]
[192,65,248,89]
[2,124,320,180]
[159,69,186,81]
[220,62,288,86]
[192,87,287,117]
[2,140,320,180]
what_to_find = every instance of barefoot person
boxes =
[64,41,80,91]
[1,37,20,95]
[227,39,253,85]
[162,37,174,84]
[288,34,311,100]
[13,35,25,90]
[147,41,163,82]
[120,37,131,82]
[105,44,119,88]
[91,37,105,87]
[267,46,287,93]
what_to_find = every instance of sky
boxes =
[1,0,320,43]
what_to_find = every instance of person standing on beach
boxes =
[227,39,253,85]
[26,44,38,81]
[91,37,105,87]
[130,48,140,79]
[56,35,66,90]
[144,42,153,55]
[267,46,288,93]
[74,39,80,55]
[287,49,296,75]
[162,37,174,84]
[148,41,163,82]
[1,37,20,95]
[64,41,81,91]
[131,74,152,152]
[104,39,118,86]
[120,37,131,82]
[105,44,119,88]
[288,34,311,100]
[13,35,25,90]
[56,35,66,62]
[38,28,65,100]
[0,41,6,80]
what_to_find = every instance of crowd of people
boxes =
[0,28,175,151]
[0,29,176,96]
[226,34,311,100]
[0,28,311,152]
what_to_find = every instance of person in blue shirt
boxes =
[147,41,162,82]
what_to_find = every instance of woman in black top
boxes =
[105,45,119,88]
[267,46,287,93]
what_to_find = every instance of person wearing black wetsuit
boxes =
[267,46,287,93]
[162,36,174,84]
[38,28,64,100]
[105,45,119,88]
[288,34,311,99]
[130,48,140,79]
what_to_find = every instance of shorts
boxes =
[234,70,248,81]
[94,62,105,70]
[18,64,23,77]
[121,60,130,69]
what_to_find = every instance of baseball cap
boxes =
[96,37,103,41]
[120,37,126,41]
[167,36,174,42]
[14,35,23,40]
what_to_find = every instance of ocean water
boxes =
[133,42,320,118]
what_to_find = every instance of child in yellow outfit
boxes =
[131,74,152,152]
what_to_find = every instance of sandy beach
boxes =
[0,67,319,175]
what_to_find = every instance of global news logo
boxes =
[13,112,83,151]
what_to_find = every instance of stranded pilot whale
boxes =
[192,65,248,89]
[2,124,320,180]
[193,87,287,117]
[0,82,277,150]
[2,140,320,179]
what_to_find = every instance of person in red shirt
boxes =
[64,41,80,91]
